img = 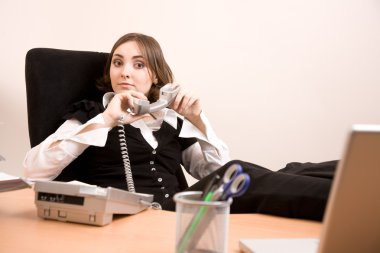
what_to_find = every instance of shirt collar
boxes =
[102,92,178,129]
[103,92,115,108]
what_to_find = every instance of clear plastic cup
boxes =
[174,191,232,253]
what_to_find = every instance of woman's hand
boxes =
[170,83,206,135]
[170,84,201,119]
[102,90,149,127]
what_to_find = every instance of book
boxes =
[0,172,33,192]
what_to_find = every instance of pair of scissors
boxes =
[212,163,251,201]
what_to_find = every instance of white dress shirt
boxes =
[23,94,231,181]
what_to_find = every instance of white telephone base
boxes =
[34,181,153,226]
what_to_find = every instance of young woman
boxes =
[24,33,335,221]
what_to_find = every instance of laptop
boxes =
[240,124,380,253]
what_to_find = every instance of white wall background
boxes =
[0,0,379,178]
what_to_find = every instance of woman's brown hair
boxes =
[97,33,173,102]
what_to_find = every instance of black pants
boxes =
[164,159,337,221]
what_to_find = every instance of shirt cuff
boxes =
[55,114,111,147]
[179,112,223,150]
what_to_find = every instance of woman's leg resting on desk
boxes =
[165,160,337,221]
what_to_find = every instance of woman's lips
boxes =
[119,82,134,88]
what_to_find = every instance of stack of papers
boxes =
[0,172,33,192]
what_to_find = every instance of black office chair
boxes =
[24,48,189,189]
[25,48,107,148]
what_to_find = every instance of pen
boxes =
[201,174,220,199]
[177,191,214,253]
[177,175,222,253]
[185,178,229,252]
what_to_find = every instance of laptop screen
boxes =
[240,124,380,253]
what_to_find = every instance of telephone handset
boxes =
[132,84,180,115]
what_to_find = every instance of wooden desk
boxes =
[0,189,321,253]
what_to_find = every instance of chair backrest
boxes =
[25,48,108,147]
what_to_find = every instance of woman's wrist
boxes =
[186,112,206,136]
[101,112,118,128]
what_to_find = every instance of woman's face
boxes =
[110,41,154,95]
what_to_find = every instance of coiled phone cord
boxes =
[117,119,136,193]
[117,117,162,210]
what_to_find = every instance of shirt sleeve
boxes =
[180,112,231,179]
[23,114,111,181]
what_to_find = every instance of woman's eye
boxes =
[135,62,145,69]
[113,60,122,67]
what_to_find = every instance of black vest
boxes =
[55,100,197,206]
